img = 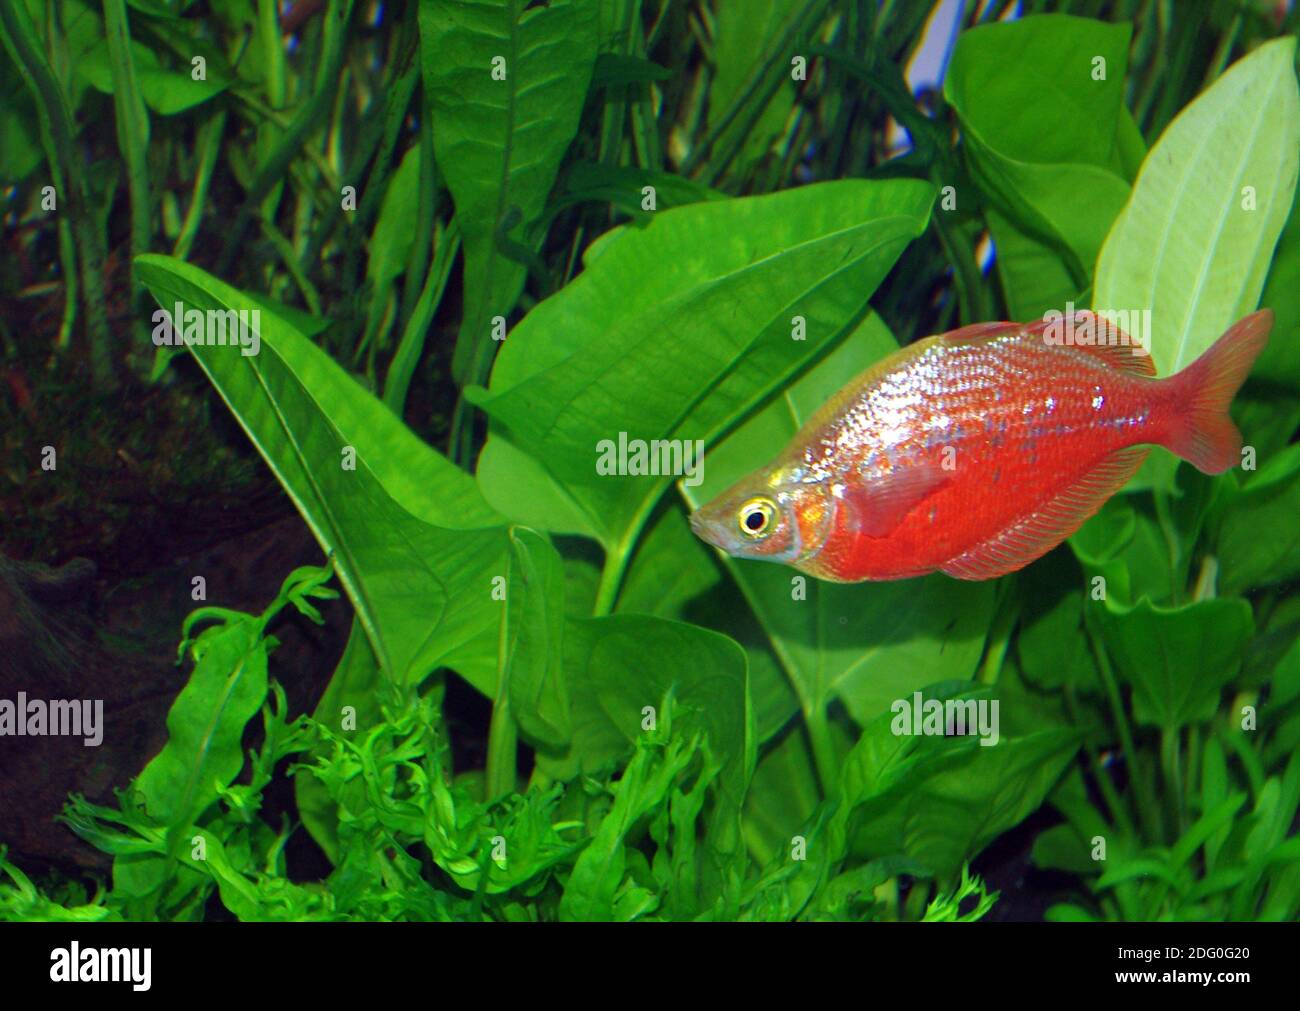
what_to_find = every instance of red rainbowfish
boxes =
[689,310,1272,582]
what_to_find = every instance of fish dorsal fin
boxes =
[1021,313,1157,377]
[940,313,1157,377]
[839,460,950,538]
[940,446,1148,581]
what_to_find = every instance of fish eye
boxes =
[738,498,777,538]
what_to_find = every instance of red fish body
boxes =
[689,311,1272,582]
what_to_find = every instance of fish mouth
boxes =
[689,507,730,551]
[689,508,714,542]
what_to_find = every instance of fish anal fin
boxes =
[842,461,950,538]
[941,446,1148,581]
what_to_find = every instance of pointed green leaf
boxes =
[471,178,934,564]
[419,0,599,383]
[1094,36,1300,376]
[136,254,508,691]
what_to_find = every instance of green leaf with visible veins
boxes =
[419,0,599,384]
[546,613,754,861]
[471,178,934,589]
[1094,36,1300,377]
[136,254,509,692]
[946,14,1136,300]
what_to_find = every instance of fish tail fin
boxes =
[1163,310,1273,475]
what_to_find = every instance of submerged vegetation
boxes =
[1,0,1300,922]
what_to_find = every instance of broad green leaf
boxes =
[1098,597,1254,729]
[846,725,1081,882]
[982,106,1144,320]
[554,613,754,855]
[419,0,599,383]
[554,162,729,222]
[682,314,994,723]
[683,578,801,743]
[742,725,826,866]
[114,569,332,900]
[985,207,1081,321]
[616,501,721,618]
[471,178,935,564]
[1094,36,1300,377]
[1217,443,1300,594]
[359,144,423,356]
[1257,198,1300,386]
[78,38,233,114]
[947,15,1134,289]
[135,616,267,845]
[1072,494,1198,606]
[476,433,599,539]
[57,0,232,115]
[755,685,1076,905]
[503,527,570,750]
[136,254,509,691]
[0,51,40,181]
[1016,583,1096,693]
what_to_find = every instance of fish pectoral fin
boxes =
[940,446,1149,581]
[844,461,950,538]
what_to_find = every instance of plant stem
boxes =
[173,109,226,261]
[1089,623,1161,841]
[1192,555,1218,602]
[53,219,77,354]
[1160,725,1186,837]
[385,222,460,415]
[977,579,1017,684]
[485,691,517,802]
[592,489,663,616]
[486,557,517,802]
[398,110,438,334]
[217,0,355,275]
[804,703,840,796]
[0,0,115,388]
[102,0,152,301]
[593,540,632,617]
